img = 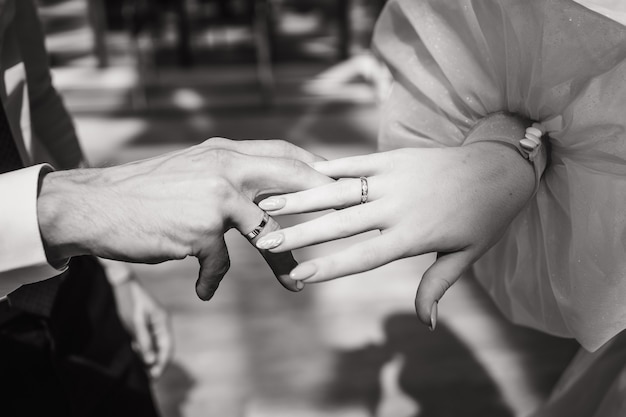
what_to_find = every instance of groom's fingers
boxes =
[227,191,302,292]
[204,137,326,164]
[196,236,231,301]
[310,152,388,178]
[255,156,334,193]
[231,153,334,201]
[249,216,302,292]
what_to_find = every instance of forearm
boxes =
[37,168,110,262]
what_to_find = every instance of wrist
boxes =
[37,168,104,262]
[463,112,549,196]
[466,141,535,203]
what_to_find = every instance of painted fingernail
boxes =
[295,280,305,290]
[256,233,284,249]
[258,197,286,211]
[290,263,317,281]
[429,302,438,331]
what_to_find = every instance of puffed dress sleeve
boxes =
[373,0,626,351]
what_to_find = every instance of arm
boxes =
[37,138,333,300]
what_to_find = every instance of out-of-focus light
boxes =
[172,88,205,110]
[188,114,215,132]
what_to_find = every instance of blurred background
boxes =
[38,0,579,416]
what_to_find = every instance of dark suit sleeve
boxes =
[14,0,84,170]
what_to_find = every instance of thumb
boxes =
[196,236,231,301]
[415,251,471,330]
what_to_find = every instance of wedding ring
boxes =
[360,176,369,204]
[244,212,270,240]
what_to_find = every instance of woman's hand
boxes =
[255,143,535,328]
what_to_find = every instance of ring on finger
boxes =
[243,212,270,240]
[360,176,369,204]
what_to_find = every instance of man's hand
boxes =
[37,138,333,300]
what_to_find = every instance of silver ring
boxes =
[244,212,270,240]
[360,176,369,204]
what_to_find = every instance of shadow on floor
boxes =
[322,313,515,417]
[154,361,195,417]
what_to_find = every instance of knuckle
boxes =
[203,137,229,148]
[272,139,293,155]
[206,148,234,165]
[287,157,307,174]
[204,176,235,200]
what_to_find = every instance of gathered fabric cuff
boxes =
[463,112,549,196]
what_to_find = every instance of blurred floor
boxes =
[57,62,580,417]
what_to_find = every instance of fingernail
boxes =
[256,233,284,249]
[290,263,317,280]
[258,197,286,211]
[295,280,305,290]
[429,302,438,331]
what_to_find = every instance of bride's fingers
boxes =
[288,231,412,284]
[310,153,389,178]
[196,236,231,301]
[259,177,382,215]
[414,251,472,329]
[256,202,384,252]
[227,190,301,292]
[248,214,302,292]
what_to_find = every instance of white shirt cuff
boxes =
[0,164,69,297]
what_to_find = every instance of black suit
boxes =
[0,1,159,415]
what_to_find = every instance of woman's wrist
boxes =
[465,141,536,205]
[463,112,549,196]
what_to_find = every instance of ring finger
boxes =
[258,176,381,215]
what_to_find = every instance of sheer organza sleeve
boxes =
[373,0,626,351]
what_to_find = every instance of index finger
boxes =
[235,154,335,200]
[203,138,326,164]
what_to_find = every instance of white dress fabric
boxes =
[373,0,626,353]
